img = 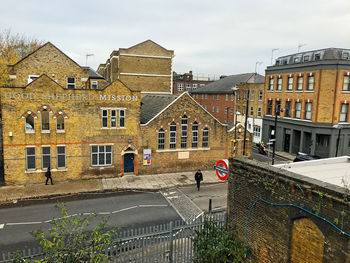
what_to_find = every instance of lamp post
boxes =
[243,89,250,156]
[334,124,343,157]
[272,103,283,165]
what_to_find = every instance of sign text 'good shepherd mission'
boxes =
[4,92,138,102]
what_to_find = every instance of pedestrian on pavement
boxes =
[45,166,53,185]
[194,169,203,191]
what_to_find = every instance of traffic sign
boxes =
[214,159,229,181]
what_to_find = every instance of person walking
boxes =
[194,169,203,191]
[45,166,53,185]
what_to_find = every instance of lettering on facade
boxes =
[4,92,138,102]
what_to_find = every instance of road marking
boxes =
[98,212,111,215]
[3,204,168,226]
[7,221,42,226]
[112,206,138,214]
[139,204,168,207]
[167,196,179,199]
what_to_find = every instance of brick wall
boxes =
[227,157,350,262]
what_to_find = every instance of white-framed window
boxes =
[237,91,241,100]
[295,102,301,118]
[253,126,261,137]
[57,146,66,169]
[250,90,254,101]
[111,109,117,128]
[243,90,247,100]
[277,77,282,91]
[340,103,349,122]
[242,106,246,115]
[67,77,76,89]
[231,94,234,101]
[285,101,291,117]
[186,84,191,91]
[216,106,219,113]
[91,145,112,166]
[297,76,303,91]
[258,90,263,101]
[257,107,262,117]
[225,94,228,101]
[205,94,207,99]
[25,115,35,133]
[119,109,125,128]
[224,107,228,115]
[237,106,241,113]
[287,76,293,91]
[56,115,65,132]
[268,78,274,91]
[41,109,50,132]
[202,128,209,147]
[212,95,215,100]
[305,102,312,120]
[27,75,39,84]
[102,109,108,128]
[170,122,176,149]
[42,146,51,169]
[216,94,220,100]
[91,81,98,90]
[250,106,254,116]
[193,84,198,89]
[307,76,314,91]
[158,128,165,149]
[343,76,350,91]
[204,105,207,110]
[201,94,204,99]
[200,84,205,88]
[212,106,215,112]
[230,108,233,115]
[177,83,184,91]
[181,115,188,148]
[26,147,36,170]
[192,122,198,148]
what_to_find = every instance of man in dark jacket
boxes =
[194,169,203,191]
[45,166,53,185]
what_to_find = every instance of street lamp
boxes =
[333,124,343,157]
[272,103,283,165]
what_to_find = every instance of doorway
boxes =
[124,153,134,173]
[284,129,291,152]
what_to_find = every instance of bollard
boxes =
[209,198,212,213]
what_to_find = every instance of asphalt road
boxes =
[251,146,291,164]
[0,191,181,255]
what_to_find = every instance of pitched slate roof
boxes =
[82,66,104,79]
[140,94,179,124]
[191,73,265,94]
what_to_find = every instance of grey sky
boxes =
[2,0,350,78]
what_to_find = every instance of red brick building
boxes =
[173,71,213,94]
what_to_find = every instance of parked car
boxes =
[293,152,321,162]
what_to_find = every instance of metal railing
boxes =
[0,212,226,263]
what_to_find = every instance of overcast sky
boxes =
[2,0,350,79]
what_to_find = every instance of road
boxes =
[0,191,181,255]
[251,146,291,164]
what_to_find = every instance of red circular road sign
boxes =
[215,159,229,181]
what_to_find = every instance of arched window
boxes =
[181,115,188,148]
[158,128,165,149]
[56,115,65,132]
[202,127,209,147]
[170,122,176,149]
[25,115,35,132]
[192,121,198,148]
[41,109,50,132]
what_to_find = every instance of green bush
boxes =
[193,219,250,263]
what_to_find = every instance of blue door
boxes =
[124,153,134,173]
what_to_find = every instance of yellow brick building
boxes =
[0,42,245,185]
[262,48,350,157]
[97,40,174,95]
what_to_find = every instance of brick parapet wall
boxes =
[227,157,350,262]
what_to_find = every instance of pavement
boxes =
[0,150,294,206]
[0,170,225,206]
